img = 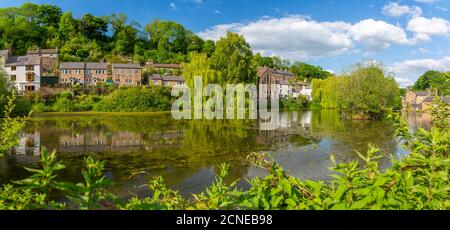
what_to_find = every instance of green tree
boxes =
[59,36,104,61]
[210,32,256,84]
[291,62,332,81]
[79,13,108,41]
[413,70,450,96]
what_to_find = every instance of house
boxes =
[27,48,59,86]
[4,55,41,92]
[111,63,142,86]
[85,62,108,85]
[293,82,313,101]
[422,96,450,111]
[403,90,438,111]
[257,67,295,99]
[149,74,185,87]
[59,62,86,84]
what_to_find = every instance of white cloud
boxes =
[198,15,422,59]
[213,10,221,14]
[382,2,422,18]
[351,19,411,50]
[407,17,450,40]
[436,6,448,11]
[415,0,440,4]
[388,56,450,87]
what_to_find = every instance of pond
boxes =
[0,110,431,199]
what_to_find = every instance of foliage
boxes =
[312,63,401,119]
[0,91,28,157]
[280,96,309,110]
[0,102,448,210]
[52,92,75,112]
[413,70,450,96]
[291,62,333,81]
[95,86,172,112]
[210,32,257,84]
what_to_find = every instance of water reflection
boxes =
[1,110,423,198]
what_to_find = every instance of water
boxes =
[0,110,430,198]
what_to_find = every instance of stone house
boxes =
[111,63,142,86]
[59,62,86,84]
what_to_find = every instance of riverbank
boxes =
[31,111,172,118]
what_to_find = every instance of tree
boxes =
[59,36,103,62]
[291,62,332,81]
[146,19,187,53]
[202,40,215,57]
[182,52,221,87]
[210,32,256,84]
[413,70,450,96]
[79,14,108,41]
[37,4,62,27]
[56,12,78,46]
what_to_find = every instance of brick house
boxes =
[85,62,108,85]
[111,63,142,86]
[257,67,295,99]
[59,62,86,84]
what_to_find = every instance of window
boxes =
[115,79,120,83]
[26,73,35,82]
[86,70,91,74]
[10,75,16,81]
[76,69,80,74]
[26,65,33,71]
[135,69,139,74]
[122,69,125,74]
[25,85,35,91]
[125,79,132,84]
[128,69,132,74]
[153,80,159,85]
[163,82,168,86]
[11,66,16,71]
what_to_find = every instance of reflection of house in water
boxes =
[85,133,108,152]
[257,111,313,146]
[14,132,40,155]
[60,134,85,153]
[111,132,142,151]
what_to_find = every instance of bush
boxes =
[52,93,75,112]
[95,86,173,112]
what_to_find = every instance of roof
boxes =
[27,49,58,55]
[112,63,141,69]
[148,63,182,69]
[60,62,85,69]
[415,91,436,97]
[86,62,107,70]
[423,96,450,103]
[150,74,185,82]
[5,56,41,66]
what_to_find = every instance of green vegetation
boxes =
[312,63,401,119]
[291,62,333,81]
[0,95,448,210]
[95,86,173,112]
[0,91,28,157]
[0,3,212,64]
[280,96,309,110]
[413,70,450,96]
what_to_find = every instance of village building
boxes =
[85,62,108,85]
[403,90,450,111]
[111,63,142,86]
[27,48,59,86]
[59,62,86,84]
[149,74,185,87]
[4,55,42,92]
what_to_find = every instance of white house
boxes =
[4,56,41,92]
[277,80,292,98]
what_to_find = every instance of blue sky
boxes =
[1,0,450,86]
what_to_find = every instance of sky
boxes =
[1,0,450,87]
